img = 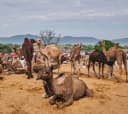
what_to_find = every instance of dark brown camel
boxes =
[70,44,81,75]
[22,38,34,79]
[88,50,114,78]
[101,40,128,82]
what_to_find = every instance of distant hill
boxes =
[59,36,99,45]
[0,34,38,44]
[112,38,128,46]
[0,34,99,45]
[0,34,128,46]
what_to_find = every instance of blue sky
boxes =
[0,0,128,39]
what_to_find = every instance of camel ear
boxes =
[30,39,36,43]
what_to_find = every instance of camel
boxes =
[0,64,3,74]
[101,40,128,82]
[22,38,34,79]
[39,44,62,73]
[70,44,81,75]
[88,50,114,78]
[36,65,93,108]
[33,39,62,72]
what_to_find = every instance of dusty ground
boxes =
[0,64,128,114]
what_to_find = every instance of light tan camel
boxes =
[101,40,128,82]
[70,44,81,75]
[39,44,62,73]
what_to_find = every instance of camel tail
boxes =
[122,52,128,82]
[85,88,94,97]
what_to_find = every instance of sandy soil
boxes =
[0,64,128,114]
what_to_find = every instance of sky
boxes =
[0,0,128,39]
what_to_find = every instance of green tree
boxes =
[0,43,20,53]
[95,40,115,51]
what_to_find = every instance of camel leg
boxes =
[119,65,122,77]
[49,95,57,105]
[71,61,73,74]
[93,62,97,77]
[124,62,128,82]
[98,62,101,78]
[102,63,104,78]
[78,58,81,76]
[109,65,113,78]
[26,61,33,79]
[124,64,128,82]
[122,54,128,82]
[116,59,122,77]
[57,55,62,73]
[88,61,91,77]
[57,95,73,109]
[117,58,123,77]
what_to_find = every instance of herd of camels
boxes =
[15,38,128,82]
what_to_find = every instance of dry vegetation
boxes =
[0,63,128,114]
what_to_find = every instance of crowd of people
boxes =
[0,48,26,74]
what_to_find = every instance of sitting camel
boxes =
[36,65,93,108]
[101,40,128,82]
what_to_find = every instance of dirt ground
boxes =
[0,63,128,114]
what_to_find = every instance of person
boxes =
[11,47,18,58]
[19,56,26,68]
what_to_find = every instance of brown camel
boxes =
[70,44,81,75]
[101,40,128,82]
[22,38,34,79]
[39,44,62,73]
[36,65,93,108]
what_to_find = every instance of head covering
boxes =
[11,52,18,57]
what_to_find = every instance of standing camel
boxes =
[101,40,128,82]
[70,44,81,75]
[88,50,114,78]
[39,44,62,73]
[22,38,34,79]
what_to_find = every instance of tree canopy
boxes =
[94,40,115,51]
[0,44,20,53]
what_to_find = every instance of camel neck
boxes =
[46,72,54,94]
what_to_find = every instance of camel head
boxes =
[36,39,42,47]
[36,65,53,80]
[101,40,106,48]
[114,43,119,48]
[30,39,36,44]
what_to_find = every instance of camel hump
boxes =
[58,72,65,78]
[56,76,65,85]
[56,73,72,86]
